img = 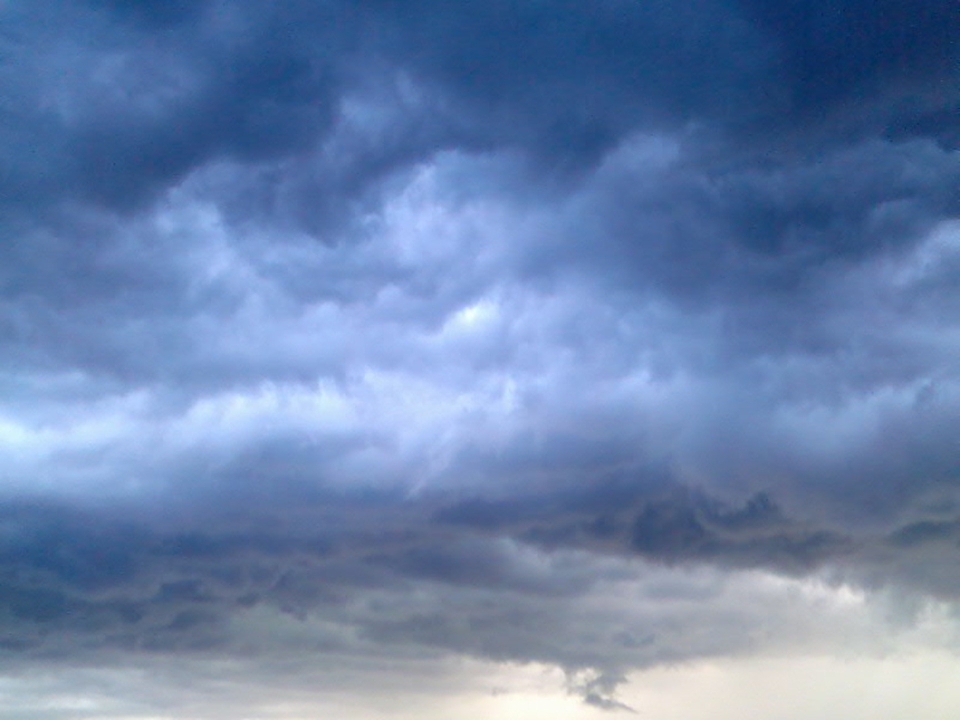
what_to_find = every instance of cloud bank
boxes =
[1,0,959,716]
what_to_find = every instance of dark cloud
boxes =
[0,1,344,220]
[738,0,959,129]
[93,0,211,28]
[6,0,954,227]
[2,1,960,715]
[0,477,915,663]
[573,670,637,713]
[435,484,853,574]
[628,491,851,571]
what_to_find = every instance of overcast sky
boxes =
[2,1,960,717]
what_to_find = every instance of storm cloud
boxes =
[1,0,959,716]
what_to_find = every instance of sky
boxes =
[1,0,959,717]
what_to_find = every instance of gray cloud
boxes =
[2,0,960,716]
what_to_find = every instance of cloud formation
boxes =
[1,0,959,716]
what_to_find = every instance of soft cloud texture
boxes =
[1,0,959,716]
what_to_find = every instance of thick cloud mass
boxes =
[1,0,959,716]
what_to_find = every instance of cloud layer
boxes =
[2,0,959,715]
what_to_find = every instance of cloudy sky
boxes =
[1,1,959,717]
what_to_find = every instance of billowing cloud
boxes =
[2,0,959,716]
